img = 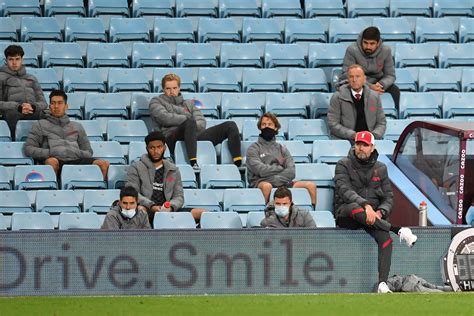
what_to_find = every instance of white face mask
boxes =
[274,205,290,218]
[121,208,136,219]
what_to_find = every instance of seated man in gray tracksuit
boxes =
[261,186,316,228]
[126,131,205,226]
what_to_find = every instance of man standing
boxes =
[149,73,242,169]
[126,131,205,225]
[102,186,151,230]
[261,186,316,228]
[23,89,109,179]
[0,45,47,139]
[339,26,400,109]
[246,112,317,206]
[328,64,386,141]
[334,131,418,293]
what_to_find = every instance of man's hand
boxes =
[369,83,384,94]
[137,205,148,212]
[365,204,377,225]
[375,210,383,220]
[21,103,34,115]
[150,205,161,213]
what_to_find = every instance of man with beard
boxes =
[126,131,205,226]
[246,112,317,206]
[339,26,399,110]
[334,131,418,293]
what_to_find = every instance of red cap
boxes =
[355,131,375,145]
[163,201,171,208]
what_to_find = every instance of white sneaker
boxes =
[399,227,418,248]
[377,282,392,293]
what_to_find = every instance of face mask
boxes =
[260,127,277,141]
[121,208,136,219]
[274,205,290,218]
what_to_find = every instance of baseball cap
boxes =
[355,131,374,145]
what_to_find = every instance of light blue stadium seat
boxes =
[418,68,462,92]
[0,142,33,166]
[132,43,173,68]
[373,17,413,42]
[181,92,219,118]
[108,68,151,93]
[174,140,217,165]
[0,191,33,214]
[153,67,196,92]
[219,0,260,18]
[198,68,240,93]
[315,187,334,212]
[221,140,253,165]
[0,121,11,142]
[77,120,103,141]
[109,17,150,43]
[310,92,333,119]
[65,17,107,43]
[462,69,474,92]
[287,68,329,93]
[130,92,158,121]
[14,120,35,142]
[312,139,351,164]
[133,0,173,19]
[11,213,54,230]
[0,213,7,230]
[20,17,62,42]
[264,43,305,68]
[107,120,148,144]
[0,17,18,41]
[176,164,198,189]
[90,141,126,164]
[415,18,456,43]
[438,43,474,68]
[284,18,326,43]
[61,165,106,190]
[14,165,57,190]
[384,119,414,141]
[84,92,130,120]
[390,0,432,18]
[200,211,242,229]
[308,43,346,68]
[433,0,474,18]
[83,189,120,213]
[395,68,417,92]
[347,0,389,18]
[64,94,86,119]
[220,43,262,68]
[59,212,101,230]
[442,92,474,118]
[36,190,81,213]
[329,18,373,43]
[200,164,244,189]
[304,0,345,18]
[153,17,195,42]
[0,166,11,190]
[374,139,396,155]
[241,118,286,141]
[242,68,284,92]
[44,0,85,17]
[246,211,265,228]
[242,18,282,43]
[176,43,217,68]
[223,188,266,212]
[107,164,129,189]
[25,68,60,92]
[288,119,329,142]
[176,0,217,17]
[265,92,309,118]
[183,189,221,211]
[399,92,441,119]
[262,0,302,18]
[153,212,196,229]
[221,92,263,119]
[198,17,240,43]
[380,93,398,119]
[87,43,129,68]
[311,210,336,228]
[63,68,106,93]
[295,163,334,188]
[394,43,437,68]
[459,17,474,43]
[42,42,84,68]
[277,140,311,163]
[3,0,41,17]
[88,0,129,19]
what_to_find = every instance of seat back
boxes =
[14,165,58,190]
[83,189,120,213]
[200,211,243,229]
[11,213,55,230]
[59,212,102,229]
[153,212,196,229]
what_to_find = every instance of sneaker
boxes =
[377,282,392,293]
[398,227,417,247]
[191,162,200,171]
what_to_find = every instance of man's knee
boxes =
[93,159,110,168]
[222,121,239,133]
[258,181,273,191]
[44,157,60,173]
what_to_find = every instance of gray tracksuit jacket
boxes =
[23,111,93,161]
[149,94,206,136]
[0,65,47,113]
[261,203,316,228]
[101,203,151,230]
[126,155,184,211]
[246,137,295,188]
[327,83,387,140]
[339,33,396,89]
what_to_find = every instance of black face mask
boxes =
[260,127,277,141]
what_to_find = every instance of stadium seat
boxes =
[44,0,86,17]
[329,18,372,43]
[310,92,333,119]
[153,68,197,92]
[315,187,334,212]
[277,140,311,163]
[459,17,474,43]
[86,43,129,68]
[63,68,106,93]
[399,92,441,119]
[304,0,345,18]
[174,141,217,165]
[3,0,41,17]
[246,211,265,228]
[374,139,396,155]
[0,213,7,230]
[20,17,62,42]
[183,189,221,211]
[312,140,351,164]
[107,120,148,144]
[242,18,282,43]
[418,68,462,92]
[65,17,107,43]
[438,43,474,68]
[265,92,309,118]
[14,120,35,142]
[109,17,150,43]
[107,164,129,189]
[88,0,130,23]
[347,0,389,18]
[373,17,413,42]
[384,119,415,141]
[264,43,305,68]
[394,43,437,68]
[220,43,262,68]
[394,68,417,92]
[108,68,151,93]
[0,142,33,166]
[287,68,329,93]
[433,0,474,18]
[77,120,104,141]
[295,163,334,188]
[200,211,242,229]
[311,210,336,228]
[130,92,157,121]
[133,0,173,19]
[176,0,217,17]
[176,43,217,68]
[198,18,240,43]
[153,212,196,229]
[442,92,474,118]
[84,92,130,120]
[42,43,84,68]
[284,18,326,43]
[0,17,18,41]
[0,166,11,190]
[14,165,57,190]
[462,69,474,92]
[11,213,54,230]
[223,188,266,212]
[415,18,456,43]
[153,17,195,42]
[0,121,11,142]
[218,0,261,18]
[200,164,244,189]
[241,118,286,141]
[390,0,432,18]
[90,141,126,164]
[0,191,33,214]
[380,93,398,119]
[221,140,254,165]
[24,68,60,92]
[176,164,198,189]
[262,0,302,18]
[288,119,329,142]
[221,92,263,119]
[242,68,284,92]
[58,212,102,230]
[132,43,173,68]
[36,190,81,213]
[308,43,346,68]
[61,165,106,190]
[83,189,120,213]
[198,68,240,93]
[180,92,219,119]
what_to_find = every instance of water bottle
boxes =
[419,201,428,226]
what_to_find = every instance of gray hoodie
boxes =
[149,94,206,136]
[23,111,93,161]
[126,155,184,211]
[246,137,295,188]
[101,202,151,230]
[261,203,316,228]
[339,33,396,89]
[0,65,47,113]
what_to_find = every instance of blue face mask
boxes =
[121,208,136,219]
[274,205,290,218]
